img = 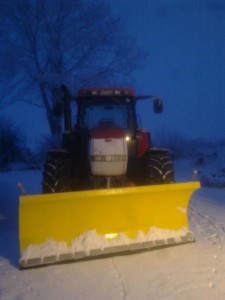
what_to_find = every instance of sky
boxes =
[110,0,225,142]
[2,0,225,148]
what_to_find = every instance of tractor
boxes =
[42,86,174,192]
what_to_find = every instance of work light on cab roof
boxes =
[77,87,135,97]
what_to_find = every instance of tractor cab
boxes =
[75,88,137,132]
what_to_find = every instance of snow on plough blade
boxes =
[19,182,200,268]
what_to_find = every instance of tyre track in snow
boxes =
[189,202,225,246]
[109,257,128,300]
[189,200,225,289]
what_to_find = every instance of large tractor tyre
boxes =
[142,152,175,185]
[42,157,72,193]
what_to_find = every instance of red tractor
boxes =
[19,85,200,269]
[42,86,174,192]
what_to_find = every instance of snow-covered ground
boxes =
[1,158,225,300]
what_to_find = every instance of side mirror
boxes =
[153,98,163,113]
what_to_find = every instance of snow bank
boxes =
[20,227,193,267]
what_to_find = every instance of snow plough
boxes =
[19,86,200,268]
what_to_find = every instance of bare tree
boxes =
[0,0,147,135]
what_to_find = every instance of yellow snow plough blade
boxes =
[19,182,200,268]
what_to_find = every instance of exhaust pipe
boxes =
[61,84,72,132]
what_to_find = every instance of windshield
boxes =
[78,98,136,130]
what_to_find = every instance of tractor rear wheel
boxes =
[42,157,72,193]
[142,151,175,184]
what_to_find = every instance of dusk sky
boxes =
[111,0,225,141]
[2,0,225,148]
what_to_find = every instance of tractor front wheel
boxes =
[42,157,72,193]
[142,151,175,184]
